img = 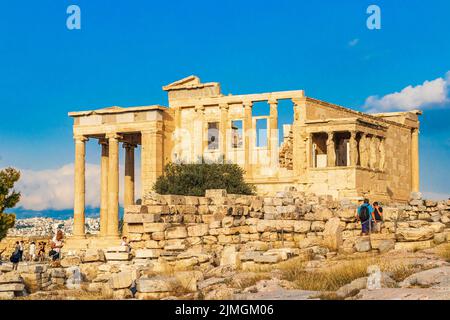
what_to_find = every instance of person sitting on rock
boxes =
[121,236,130,252]
[357,198,374,236]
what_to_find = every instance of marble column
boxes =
[124,143,136,206]
[73,135,88,238]
[349,131,358,166]
[219,103,229,162]
[243,101,253,177]
[141,124,164,197]
[106,133,120,239]
[268,99,279,166]
[194,105,205,162]
[411,129,420,192]
[326,132,336,167]
[99,139,109,238]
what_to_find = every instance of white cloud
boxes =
[11,163,141,211]
[348,38,359,47]
[364,71,450,113]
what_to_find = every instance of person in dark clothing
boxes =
[357,199,374,235]
[372,202,383,233]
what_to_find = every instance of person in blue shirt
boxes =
[357,199,375,235]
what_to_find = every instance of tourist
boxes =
[357,199,374,236]
[29,241,36,262]
[38,242,46,262]
[10,241,21,270]
[372,202,383,233]
[18,240,24,262]
[121,236,130,252]
[49,230,64,262]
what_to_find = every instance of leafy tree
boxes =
[0,167,21,240]
[153,161,255,196]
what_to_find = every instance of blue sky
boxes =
[0,0,449,212]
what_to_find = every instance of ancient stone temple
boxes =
[68,75,421,240]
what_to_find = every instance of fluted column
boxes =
[243,101,253,177]
[99,139,109,238]
[219,103,229,162]
[124,143,136,206]
[141,123,164,197]
[106,133,120,239]
[411,129,420,192]
[73,135,88,238]
[349,131,358,166]
[326,132,336,167]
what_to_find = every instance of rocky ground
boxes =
[2,243,450,300]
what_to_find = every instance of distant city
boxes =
[7,217,100,237]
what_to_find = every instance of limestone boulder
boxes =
[322,217,343,251]
[108,272,133,290]
[336,277,367,298]
[173,271,204,292]
[187,224,209,237]
[136,276,178,293]
[337,207,357,222]
[354,237,371,252]
[396,227,434,242]
[165,226,188,239]
[60,255,81,267]
[400,266,450,288]
[304,208,333,221]
[82,249,105,263]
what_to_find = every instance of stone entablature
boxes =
[68,75,422,239]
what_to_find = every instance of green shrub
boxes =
[153,162,255,196]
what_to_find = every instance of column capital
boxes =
[74,135,88,143]
[326,131,335,140]
[243,101,253,109]
[268,99,278,106]
[106,132,122,140]
[195,105,205,113]
[98,138,108,146]
[219,103,229,110]
[123,142,137,149]
[350,130,357,138]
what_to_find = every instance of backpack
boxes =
[359,205,370,221]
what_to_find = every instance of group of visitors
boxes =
[357,199,383,236]
[5,229,65,269]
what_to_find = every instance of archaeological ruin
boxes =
[67,75,422,242]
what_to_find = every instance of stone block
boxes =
[82,249,105,263]
[104,252,131,261]
[293,221,311,233]
[124,213,160,224]
[187,224,209,237]
[322,217,343,251]
[254,255,281,264]
[0,292,15,300]
[108,272,133,289]
[205,189,227,198]
[165,226,188,239]
[394,240,433,251]
[0,283,24,292]
[60,255,81,267]
[135,249,161,259]
[136,276,178,293]
[143,222,168,233]
[164,239,187,251]
[0,272,23,284]
[396,227,434,242]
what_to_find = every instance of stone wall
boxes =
[122,190,450,268]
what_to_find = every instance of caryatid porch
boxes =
[69,106,168,240]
